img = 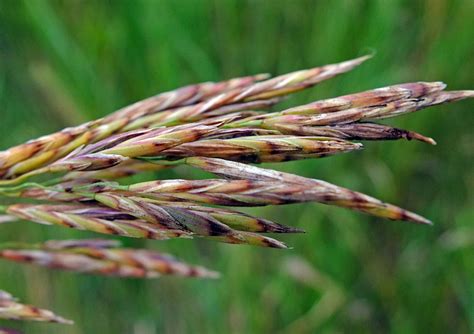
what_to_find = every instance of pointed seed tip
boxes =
[409,132,437,145]
[202,270,221,279]
[415,217,433,226]
[271,240,289,249]
[351,54,374,64]
[256,73,271,80]
[360,53,374,60]
[283,227,306,233]
[411,215,433,226]
[462,90,474,97]
[52,317,74,325]
[273,224,305,233]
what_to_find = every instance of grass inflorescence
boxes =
[0,55,472,327]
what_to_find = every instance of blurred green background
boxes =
[0,0,473,333]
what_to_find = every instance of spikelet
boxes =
[0,239,219,278]
[184,157,432,224]
[5,201,296,248]
[0,290,72,324]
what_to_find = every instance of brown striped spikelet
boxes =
[183,157,432,224]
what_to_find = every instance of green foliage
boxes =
[0,1,472,333]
